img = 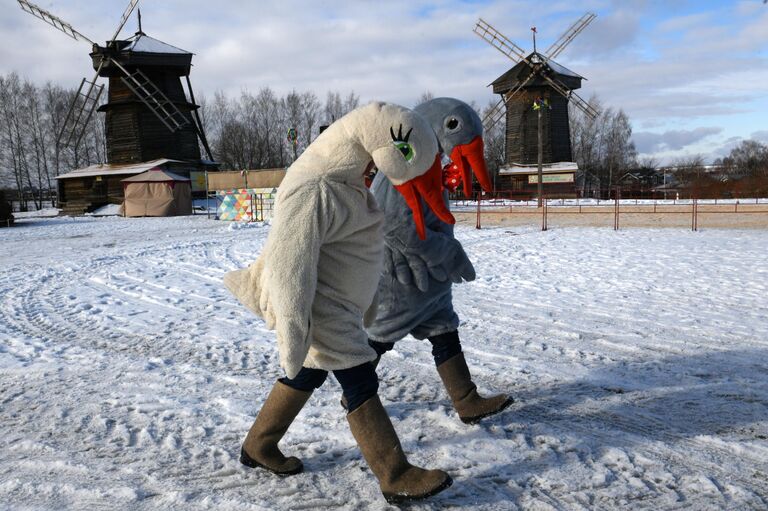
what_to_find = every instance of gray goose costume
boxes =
[366,97,512,425]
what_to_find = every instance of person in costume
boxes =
[366,97,513,424]
[224,102,453,504]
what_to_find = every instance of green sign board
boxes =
[528,173,574,184]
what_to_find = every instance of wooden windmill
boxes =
[17,0,213,164]
[474,14,598,200]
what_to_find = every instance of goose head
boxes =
[414,97,492,196]
[316,102,454,239]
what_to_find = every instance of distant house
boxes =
[497,161,578,198]
[575,170,601,198]
[619,168,664,188]
[617,168,665,198]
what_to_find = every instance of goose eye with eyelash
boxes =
[444,117,461,132]
[393,141,415,162]
[390,124,416,162]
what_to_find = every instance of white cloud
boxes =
[633,127,723,153]
[2,0,767,161]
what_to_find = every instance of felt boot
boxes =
[436,353,513,424]
[346,395,452,504]
[240,381,312,475]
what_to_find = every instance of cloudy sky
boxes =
[2,0,768,164]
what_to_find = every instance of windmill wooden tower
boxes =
[474,14,598,198]
[17,0,216,214]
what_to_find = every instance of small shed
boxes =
[120,169,192,217]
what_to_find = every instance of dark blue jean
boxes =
[369,330,463,367]
[279,362,379,412]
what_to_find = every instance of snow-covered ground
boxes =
[1,216,767,510]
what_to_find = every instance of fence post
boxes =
[614,186,620,231]
[541,196,548,231]
[692,197,698,231]
[205,171,211,220]
[475,192,481,230]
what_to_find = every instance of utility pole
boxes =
[537,103,543,208]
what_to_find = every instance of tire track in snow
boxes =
[0,240,266,376]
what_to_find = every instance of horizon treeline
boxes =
[2,71,767,210]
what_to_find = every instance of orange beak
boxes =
[394,154,456,240]
[449,135,492,196]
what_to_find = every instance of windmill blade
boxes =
[183,75,215,161]
[17,0,94,45]
[544,12,597,61]
[482,98,507,132]
[474,18,531,65]
[111,60,189,132]
[539,72,599,119]
[57,73,104,150]
[110,0,140,42]
[483,70,539,131]
[564,89,599,119]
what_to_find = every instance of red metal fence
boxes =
[458,188,768,232]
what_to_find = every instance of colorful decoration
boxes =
[532,97,551,111]
[217,188,277,222]
[442,160,462,193]
[287,127,298,146]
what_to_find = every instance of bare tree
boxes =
[415,90,435,107]
[570,95,637,197]
[0,73,33,210]
[669,154,707,198]
[202,88,351,171]
[603,109,637,192]
[481,100,505,191]
[722,140,768,178]
[324,91,343,125]
[300,91,321,145]
[322,90,359,126]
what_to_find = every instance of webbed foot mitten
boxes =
[436,353,513,424]
[240,381,312,475]
[346,395,453,504]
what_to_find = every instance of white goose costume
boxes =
[224,102,453,379]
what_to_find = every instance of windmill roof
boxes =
[491,52,583,88]
[124,33,191,55]
[546,58,583,79]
